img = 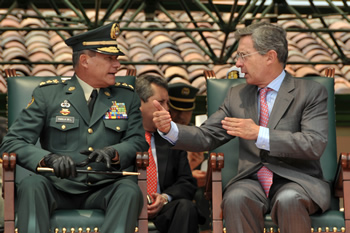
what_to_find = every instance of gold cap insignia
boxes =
[110,23,120,40]
[181,87,190,96]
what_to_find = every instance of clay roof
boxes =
[1,8,350,94]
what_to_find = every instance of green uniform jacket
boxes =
[0,75,148,194]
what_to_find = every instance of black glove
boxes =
[79,147,117,168]
[43,153,77,179]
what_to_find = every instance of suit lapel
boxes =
[65,76,90,125]
[90,87,114,126]
[154,132,168,191]
[268,73,295,129]
[243,85,259,124]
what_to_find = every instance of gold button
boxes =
[88,147,93,151]
[88,128,93,134]
[61,125,66,130]
[116,126,120,131]
[87,166,92,171]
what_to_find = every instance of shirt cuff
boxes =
[255,126,270,151]
[157,121,178,145]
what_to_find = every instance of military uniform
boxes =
[0,22,148,233]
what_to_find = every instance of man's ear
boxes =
[80,54,89,68]
[266,50,278,65]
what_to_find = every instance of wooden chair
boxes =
[2,69,150,233]
[204,69,350,233]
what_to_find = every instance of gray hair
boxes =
[235,22,288,66]
[135,75,168,102]
[72,50,96,68]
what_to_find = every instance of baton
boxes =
[37,167,140,176]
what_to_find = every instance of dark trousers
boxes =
[152,199,199,233]
[16,174,143,233]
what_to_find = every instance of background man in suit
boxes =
[0,22,148,233]
[152,22,330,233]
[135,75,203,233]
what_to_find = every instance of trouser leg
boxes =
[17,175,58,233]
[85,178,143,233]
[270,182,320,233]
[222,179,268,233]
[153,199,199,233]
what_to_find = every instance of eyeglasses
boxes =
[234,51,262,62]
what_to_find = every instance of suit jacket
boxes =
[173,73,330,212]
[0,75,148,194]
[154,132,197,200]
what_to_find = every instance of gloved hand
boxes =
[79,147,117,168]
[43,153,77,179]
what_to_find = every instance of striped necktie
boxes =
[145,131,157,197]
[257,87,273,197]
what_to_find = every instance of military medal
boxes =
[104,101,128,119]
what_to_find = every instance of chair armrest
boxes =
[334,152,350,226]
[2,152,16,233]
[204,153,224,233]
[135,152,149,233]
[334,152,350,197]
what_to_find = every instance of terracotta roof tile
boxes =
[1,9,350,94]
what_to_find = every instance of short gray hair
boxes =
[72,50,96,68]
[235,22,288,67]
[135,75,168,102]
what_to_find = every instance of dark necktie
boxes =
[88,89,98,115]
[257,87,273,197]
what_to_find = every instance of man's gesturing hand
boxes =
[152,100,172,134]
[221,117,260,140]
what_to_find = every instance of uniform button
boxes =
[87,182,92,185]
[88,147,94,151]
[61,125,66,130]
[87,166,92,171]
[116,126,120,131]
[88,128,93,134]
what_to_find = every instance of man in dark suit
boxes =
[152,22,329,233]
[135,75,202,233]
[0,22,148,233]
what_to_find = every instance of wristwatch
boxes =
[161,194,169,205]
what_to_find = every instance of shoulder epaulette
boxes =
[115,82,134,91]
[39,79,66,87]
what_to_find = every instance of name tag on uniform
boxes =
[56,116,75,123]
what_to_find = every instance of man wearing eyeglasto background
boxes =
[152,22,330,233]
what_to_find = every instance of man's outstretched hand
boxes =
[152,100,172,134]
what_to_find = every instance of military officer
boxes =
[0,22,148,233]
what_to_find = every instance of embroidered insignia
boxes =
[60,108,70,115]
[61,100,71,108]
[104,101,128,119]
[26,96,35,108]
